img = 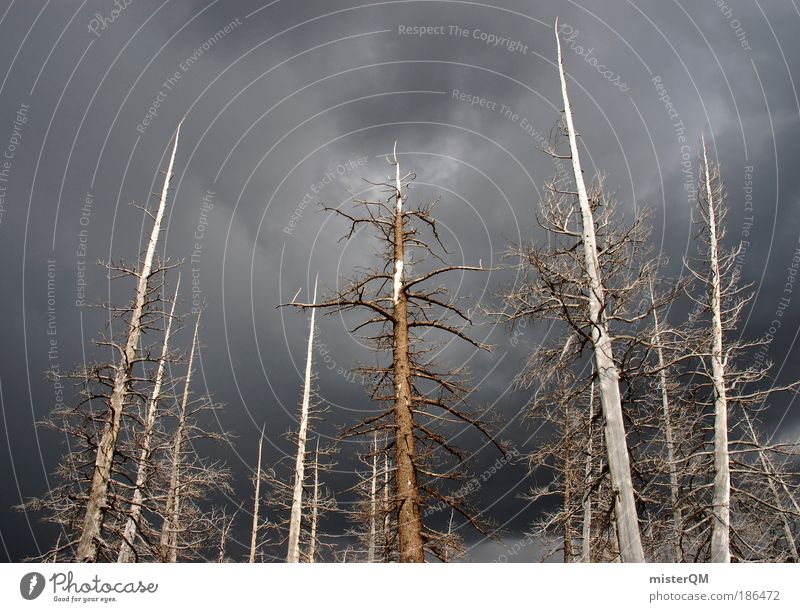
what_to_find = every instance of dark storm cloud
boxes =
[1,0,799,562]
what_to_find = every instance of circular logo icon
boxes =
[20,572,45,600]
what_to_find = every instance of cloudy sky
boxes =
[1,0,799,562]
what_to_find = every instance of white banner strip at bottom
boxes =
[1,562,797,611]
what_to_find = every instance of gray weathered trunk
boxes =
[555,22,644,562]
[651,285,683,562]
[581,381,594,563]
[118,278,180,563]
[249,424,265,563]
[368,431,378,563]
[286,279,317,563]
[160,311,199,563]
[76,121,182,562]
[702,140,731,564]
[307,438,320,563]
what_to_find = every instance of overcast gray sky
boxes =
[1,0,799,562]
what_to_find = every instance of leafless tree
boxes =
[157,313,232,562]
[249,424,266,563]
[674,139,800,562]
[284,145,503,562]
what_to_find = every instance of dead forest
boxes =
[20,23,799,564]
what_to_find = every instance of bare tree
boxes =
[249,424,265,563]
[678,139,800,562]
[19,125,184,562]
[75,121,183,562]
[285,145,502,562]
[157,313,231,562]
[118,278,181,563]
[160,313,200,561]
[494,24,649,562]
[552,22,644,562]
[286,280,318,562]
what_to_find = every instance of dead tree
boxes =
[347,432,395,562]
[286,280,317,563]
[679,140,800,561]
[285,145,502,562]
[160,313,200,561]
[551,22,644,562]
[249,424,266,563]
[157,313,231,562]
[118,278,181,563]
[75,121,183,561]
[19,125,184,562]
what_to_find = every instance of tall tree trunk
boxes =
[383,444,391,562]
[581,381,594,563]
[555,22,644,563]
[218,511,235,563]
[249,424,265,563]
[444,509,455,562]
[368,431,378,563]
[118,278,181,563]
[391,146,425,562]
[160,311,199,563]
[76,121,182,562]
[563,403,574,563]
[650,284,683,562]
[286,279,317,563]
[702,139,731,563]
[307,438,320,563]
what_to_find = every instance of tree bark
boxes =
[249,424,265,563]
[555,22,644,562]
[391,147,425,562]
[702,139,732,564]
[118,278,180,563]
[650,289,684,562]
[307,438,320,563]
[76,121,182,562]
[286,279,317,563]
[368,431,378,563]
[581,381,594,563]
[160,310,199,563]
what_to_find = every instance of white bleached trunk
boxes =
[702,140,731,564]
[77,121,182,562]
[650,286,683,562]
[392,142,404,305]
[286,279,317,563]
[249,424,265,563]
[581,381,594,563]
[160,311,200,563]
[118,278,181,563]
[444,509,455,562]
[383,445,391,562]
[368,431,378,563]
[308,438,320,563]
[555,22,644,563]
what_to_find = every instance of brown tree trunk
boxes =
[391,148,424,562]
